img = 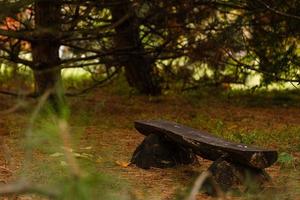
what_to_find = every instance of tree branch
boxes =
[257,1,300,21]
[0,29,34,41]
[224,50,300,83]
[66,67,120,96]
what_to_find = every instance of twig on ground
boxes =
[0,180,6,184]
[0,90,36,98]
[0,166,13,174]
[0,179,59,198]
[0,102,28,115]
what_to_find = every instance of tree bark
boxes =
[111,3,161,95]
[31,0,65,111]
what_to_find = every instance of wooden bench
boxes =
[131,120,278,194]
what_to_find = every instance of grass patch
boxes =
[1,86,300,199]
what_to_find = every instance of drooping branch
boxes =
[0,55,34,67]
[224,50,300,84]
[257,0,300,21]
[66,66,121,96]
[0,29,34,41]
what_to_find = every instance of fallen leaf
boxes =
[60,161,68,167]
[228,125,238,130]
[50,152,64,157]
[74,152,93,159]
[96,156,103,163]
[61,147,73,152]
[80,146,92,150]
[115,161,130,168]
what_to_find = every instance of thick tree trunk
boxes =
[31,0,64,111]
[111,3,161,95]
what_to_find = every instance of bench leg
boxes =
[204,156,271,195]
[131,134,197,169]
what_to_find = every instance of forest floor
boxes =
[1,85,300,200]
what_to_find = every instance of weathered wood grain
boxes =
[134,120,277,169]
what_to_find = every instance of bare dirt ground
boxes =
[0,88,300,199]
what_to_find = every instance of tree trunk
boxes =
[111,3,161,95]
[31,0,65,111]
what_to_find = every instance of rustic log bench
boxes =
[131,120,278,194]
